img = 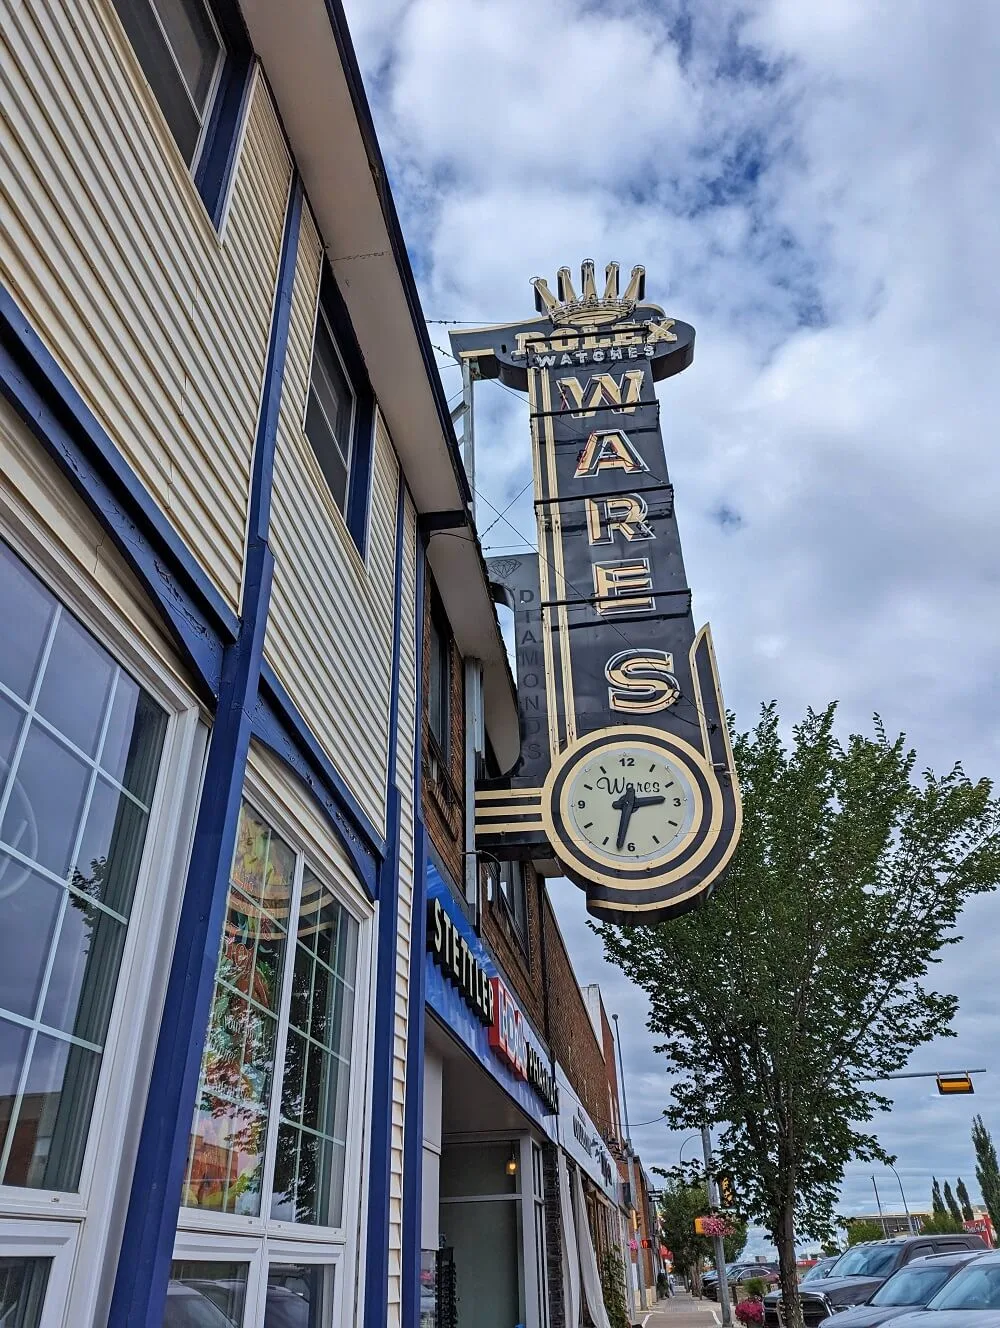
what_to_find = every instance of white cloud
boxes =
[345,0,1000,1222]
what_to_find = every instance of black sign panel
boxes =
[460,262,741,923]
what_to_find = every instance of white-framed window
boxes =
[170,787,370,1325]
[304,305,357,520]
[0,477,207,1328]
[0,538,170,1193]
[111,0,225,168]
[169,1229,344,1328]
[0,1219,79,1328]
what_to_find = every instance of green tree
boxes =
[932,1178,946,1216]
[921,1211,964,1234]
[595,704,1000,1328]
[844,1219,885,1245]
[973,1115,1000,1231]
[943,1180,963,1225]
[956,1177,975,1222]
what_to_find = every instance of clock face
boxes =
[564,743,696,865]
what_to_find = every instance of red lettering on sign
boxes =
[489,976,527,1079]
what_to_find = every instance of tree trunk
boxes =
[776,1206,802,1328]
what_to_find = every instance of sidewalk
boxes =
[638,1290,724,1327]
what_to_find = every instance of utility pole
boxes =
[611,1013,632,1148]
[702,1121,733,1327]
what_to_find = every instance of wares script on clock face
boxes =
[564,744,696,865]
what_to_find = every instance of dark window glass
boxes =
[167,1261,249,1327]
[830,1246,901,1277]
[870,1265,951,1306]
[428,612,450,757]
[265,1264,329,1327]
[929,1262,1000,1309]
[0,1256,51,1328]
[0,541,167,1192]
[500,860,529,946]
[112,0,223,166]
[304,309,355,515]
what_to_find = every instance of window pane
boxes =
[272,871,357,1227]
[304,311,354,516]
[0,1018,31,1164]
[184,803,294,1216]
[168,1262,248,1328]
[2,1030,101,1190]
[0,1257,51,1328]
[1,722,91,879]
[0,545,167,1193]
[304,393,349,513]
[0,544,57,702]
[35,612,115,757]
[265,1263,330,1328]
[151,0,220,108]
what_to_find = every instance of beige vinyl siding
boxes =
[1,2,292,609]
[265,206,398,836]
[387,493,419,1325]
[0,396,186,690]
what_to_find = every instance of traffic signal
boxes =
[694,1217,710,1236]
[937,1073,975,1095]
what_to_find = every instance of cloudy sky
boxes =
[344,0,1000,1235]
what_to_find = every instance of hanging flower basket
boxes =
[698,1214,736,1238]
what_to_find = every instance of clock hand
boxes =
[611,787,636,850]
[632,794,666,814]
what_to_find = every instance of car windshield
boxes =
[869,1265,952,1306]
[829,1246,900,1277]
[802,1260,838,1283]
[927,1263,1000,1310]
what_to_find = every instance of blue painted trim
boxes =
[401,530,427,1328]
[253,662,386,864]
[107,174,302,1328]
[194,41,254,231]
[0,288,236,700]
[363,475,407,1328]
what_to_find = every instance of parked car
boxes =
[817,1250,983,1326]
[162,1283,237,1328]
[706,1263,779,1300]
[878,1250,1000,1326]
[763,1234,987,1326]
[801,1257,844,1284]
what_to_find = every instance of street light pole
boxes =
[888,1165,916,1235]
[702,1121,733,1328]
[872,1176,889,1238]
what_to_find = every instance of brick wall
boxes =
[541,891,614,1143]
[421,575,465,891]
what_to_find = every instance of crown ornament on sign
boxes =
[531,260,646,327]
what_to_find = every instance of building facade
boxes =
[0,1,521,1325]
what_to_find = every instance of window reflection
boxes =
[265,1264,328,1328]
[167,1261,248,1328]
[184,805,294,1215]
[0,539,167,1192]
